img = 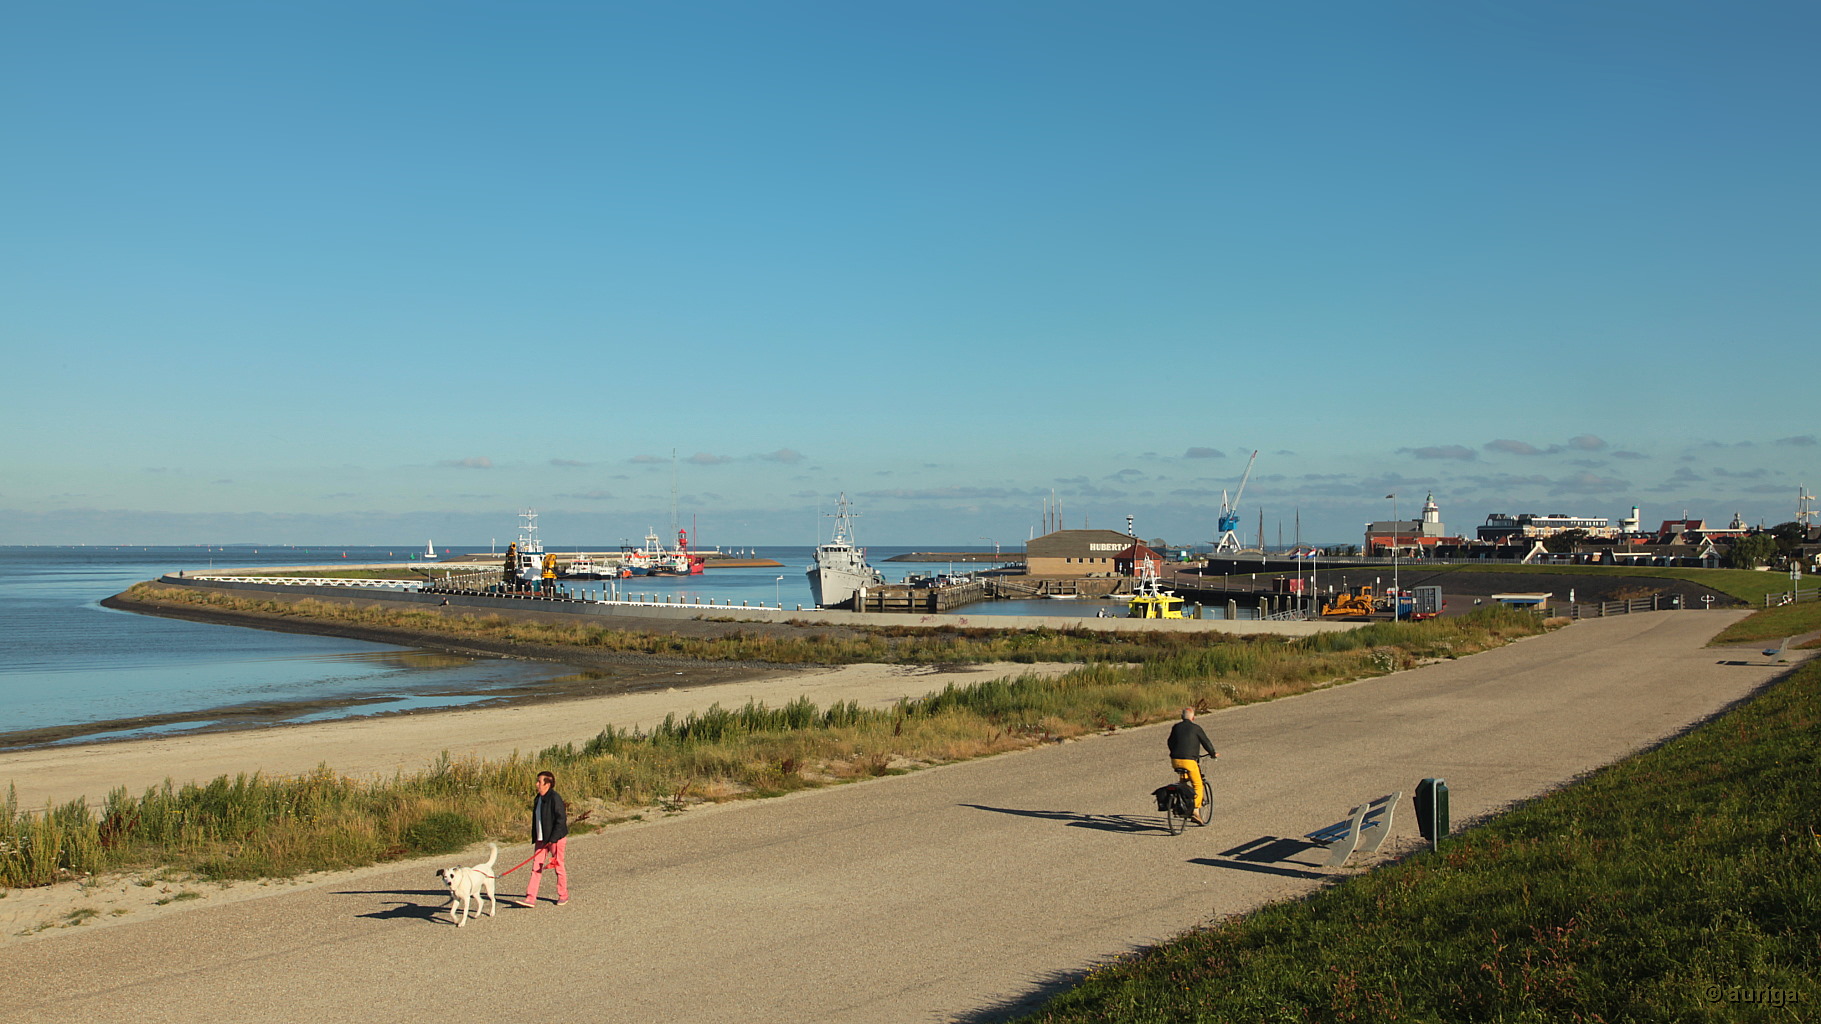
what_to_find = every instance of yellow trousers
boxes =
[1171,758,1205,809]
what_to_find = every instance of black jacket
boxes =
[531,790,569,844]
[1167,719,1217,760]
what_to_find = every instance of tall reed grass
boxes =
[3,604,1545,889]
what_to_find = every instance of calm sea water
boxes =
[0,544,1103,747]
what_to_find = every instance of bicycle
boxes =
[1159,757,1214,835]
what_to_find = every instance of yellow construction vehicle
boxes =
[1321,585,1377,618]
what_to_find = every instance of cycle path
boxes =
[1,612,1795,1024]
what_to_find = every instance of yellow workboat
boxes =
[1127,562,1186,619]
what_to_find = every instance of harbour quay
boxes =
[153,573,1359,638]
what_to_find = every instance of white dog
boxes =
[436,842,499,927]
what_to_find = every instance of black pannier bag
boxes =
[1153,781,1196,814]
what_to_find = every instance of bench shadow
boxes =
[1188,835,1332,880]
[958,803,1171,835]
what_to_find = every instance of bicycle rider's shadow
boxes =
[1188,836,1331,880]
[958,803,1162,834]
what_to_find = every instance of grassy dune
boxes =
[3,605,1543,887]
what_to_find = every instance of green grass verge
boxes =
[1343,562,1800,605]
[3,607,1544,888]
[1708,601,1821,647]
[1014,660,1821,1023]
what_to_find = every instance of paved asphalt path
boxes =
[2,611,1794,1024]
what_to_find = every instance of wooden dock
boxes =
[859,579,988,612]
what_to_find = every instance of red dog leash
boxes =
[492,852,539,878]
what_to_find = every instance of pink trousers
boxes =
[525,838,568,902]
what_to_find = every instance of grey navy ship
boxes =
[806,493,884,609]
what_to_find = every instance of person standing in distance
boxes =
[518,770,569,907]
[1167,707,1218,811]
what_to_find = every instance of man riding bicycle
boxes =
[1167,707,1218,810]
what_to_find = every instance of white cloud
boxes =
[1403,445,1476,461]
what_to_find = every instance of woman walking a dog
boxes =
[519,770,569,907]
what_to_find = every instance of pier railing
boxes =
[420,577,787,611]
[179,575,420,590]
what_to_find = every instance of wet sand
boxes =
[0,657,1074,947]
[0,591,865,749]
[2,660,1065,812]
[8,589,1059,810]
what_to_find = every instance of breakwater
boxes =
[152,575,1361,637]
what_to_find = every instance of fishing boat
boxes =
[806,494,884,609]
[623,530,668,575]
[561,554,624,580]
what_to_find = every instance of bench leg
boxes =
[1324,803,1370,868]
[1359,792,1402,856]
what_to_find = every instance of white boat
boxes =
[806,494,884,609]
[424,540,437,560]
[561,554,611,580]
[504,510,552,587]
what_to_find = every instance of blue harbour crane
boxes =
[1213,450,1258,555]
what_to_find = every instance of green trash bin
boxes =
[1415,778,1449,847]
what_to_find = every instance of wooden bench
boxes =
[1304,791,1402,868]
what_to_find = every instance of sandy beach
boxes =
[1,657,1073,943]
[5,660,1065,812]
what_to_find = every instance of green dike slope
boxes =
[1017,658,1821,1023]
[1377,563,1797,605]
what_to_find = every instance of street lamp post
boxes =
[775,575,785,609]
[1386,493,1400,621]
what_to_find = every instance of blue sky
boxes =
[3,1,1815,548]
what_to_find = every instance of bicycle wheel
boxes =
[1194,776,1214,826]
[1163,790,1186,835]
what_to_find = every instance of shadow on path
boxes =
[960,803,1170,835]
[945,964,1104,1024]
[333,886,453,924]
[1189,835,1335,880]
